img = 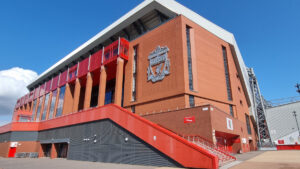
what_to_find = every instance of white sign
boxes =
[226,117,233,130]
[242,138,247,144]
[10,142,18,147]
[147,46,170,82]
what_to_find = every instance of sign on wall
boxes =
[184,116,195,123]
[147,46,170,82]
[226,117,233,130]
[10,142,18,147]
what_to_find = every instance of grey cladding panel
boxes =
[10,131,38,141]
[0,132,11,142]
[38,119,182,167]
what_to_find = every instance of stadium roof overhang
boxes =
[27,0,253,107]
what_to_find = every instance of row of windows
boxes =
[31,85,66,122]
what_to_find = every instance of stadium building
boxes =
[0,0,258,168]
[266,101,300,150]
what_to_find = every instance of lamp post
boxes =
[296,83,300,94]
[293,111,300,136]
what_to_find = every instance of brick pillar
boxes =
[26,103,30,111]
[114,58,124,106]
[98,66,107,107]
[84,73,93,110]
[38,144,44,158]
[72,78,81,113]
[50,144,57,159]
[62,84,72,115]
[30,101,34,113]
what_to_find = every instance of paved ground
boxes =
[1,151,300,169]
[0,158,181,169]
[231,150,300,169]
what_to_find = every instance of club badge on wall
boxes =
[147,46,170,82]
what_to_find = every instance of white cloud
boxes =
[0,67,38,116]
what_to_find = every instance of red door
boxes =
[8,147,16,157]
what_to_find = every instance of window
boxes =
[90,85,99,107]
[189,95,195,108]
[35,97,44,122]
[222,46,232,101]
[245,114,252,134]
[105,79,115,105]
[105,91,114,105]
[31,99,37,121]
[48,89,57,119]
[186,26,194,90]
[41,93,50,120]
[131,106,135,113]
[229,104,234,117]
[56,85,66,117]
[132,46,138,101]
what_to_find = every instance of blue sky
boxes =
[0,0,299,120]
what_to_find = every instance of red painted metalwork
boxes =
[277,145,300,150]
[0,104,218,169]
[34,86,40,100]
[16,99,20,108]
[102,38,129,65]
[68,65,77,83]
[45,79,52,93]
[278,140,284,144]
[51,75,59,91]
[29,90,34,102]
[20,96,24,107]
[78,57,89,78]
[12,110,33,122]
[89,49,102,72]
[118,38,129,60]
[59,70,68,87]
[24,94,29,104]
[39,83,46,96]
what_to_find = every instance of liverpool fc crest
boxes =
[147,46,170,82]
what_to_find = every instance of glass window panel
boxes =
[229,105,234,117]
[41,93,50,121]
[31,99,37,121]
[189,95,195,108]
[246,114,252,134]
[186,26,193,91]
[222,46,232,101]
[48,89,57,119]
[35,97,44,122]
[56,85,66,117]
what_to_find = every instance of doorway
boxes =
[8,147,16,158]
[41,144,52,157]
[55,143,68,158]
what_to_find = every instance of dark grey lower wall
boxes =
[38,119,182,167]
[0,132,11,142]
[0,120,181,167]
[0,131,38,142]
